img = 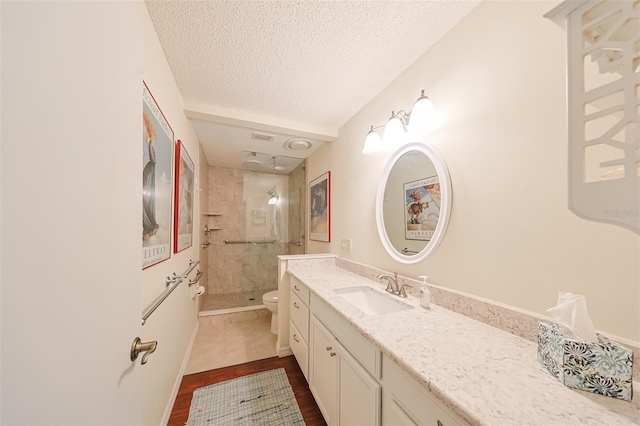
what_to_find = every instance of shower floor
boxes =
[201,289,276,313]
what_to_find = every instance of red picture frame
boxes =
[309,171,330,242]
[174,140,195,253]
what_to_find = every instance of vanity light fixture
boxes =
[383,110,406,144]
[362,90,435,155]
[362,125,383,155]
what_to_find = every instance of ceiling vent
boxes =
[251,132,275,142]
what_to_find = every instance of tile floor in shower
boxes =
[185,308,278,375]
[200,289,276,312]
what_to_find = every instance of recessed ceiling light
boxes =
[244,159,261,165]
[284,138,312,151]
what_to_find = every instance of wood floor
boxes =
[168,355,327,426]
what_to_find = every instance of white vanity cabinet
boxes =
[289,276,310,379]
[289,273,462,425]
[309,314,337,422]
[309,295,381,426]
[382,354,466,426]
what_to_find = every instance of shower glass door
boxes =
[202,157,305,313]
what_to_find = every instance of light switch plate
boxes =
[341,238,352,253]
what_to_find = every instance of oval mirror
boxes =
[375,142,452,264]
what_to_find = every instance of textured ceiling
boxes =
[145,0,480,170]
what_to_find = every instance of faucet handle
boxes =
[398,282,413,298]
[377,273,395,293]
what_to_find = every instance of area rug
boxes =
[186,368,305,425]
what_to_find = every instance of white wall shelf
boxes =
[545,0,639,233]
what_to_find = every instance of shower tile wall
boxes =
[207,166,288,295]
[288,162,306,255]
[198,145,210,310]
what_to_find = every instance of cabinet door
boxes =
[309,315,337,424]
[382,395,418,426]
[382,354,466,425]
[337,340,381,426]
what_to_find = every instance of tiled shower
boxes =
[200,159,306,313]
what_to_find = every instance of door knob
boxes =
[130,337,157,365]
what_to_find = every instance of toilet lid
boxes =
[263,291,279,302]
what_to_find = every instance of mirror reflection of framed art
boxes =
[404,175,440,241]
[309,171,330,242]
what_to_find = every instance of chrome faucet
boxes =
[377,272,399,294]
[377,272,413,298]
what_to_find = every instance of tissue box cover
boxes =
[537,322,633,401]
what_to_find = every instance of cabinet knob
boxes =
[437,421,443,426]
[293,334,300,343]
[326,346,332,351]
[293,302,300,309]
[329,352,336,357]
[294,285,300,291]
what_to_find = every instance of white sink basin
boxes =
[334,286,414,315]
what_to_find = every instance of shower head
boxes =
[268,190,279,205]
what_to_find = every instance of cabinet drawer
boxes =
[290,320,309,380]
[290,275,310,305]
[382,354,466,425]
[311,293,381,379]
[290,291,309,342]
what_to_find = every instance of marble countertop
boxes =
[287,263,640,426]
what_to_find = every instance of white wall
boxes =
[138,3,202,424]
[307,0,639,344]
[1,2,201,424]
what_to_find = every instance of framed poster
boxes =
[404,175,440,241]
[309,171,330,242]
[174,140,195,253]
[142,82,174,269]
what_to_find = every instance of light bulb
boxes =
[362,126,382,155]
[383,112,405,145]
[408,91,435,138]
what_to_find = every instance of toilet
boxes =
[262,290,279,334]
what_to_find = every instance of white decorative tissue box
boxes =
[537,322,633,401]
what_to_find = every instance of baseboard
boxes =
[199,304,266,317]
[277,341,293,357]
[160,320,199,425]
